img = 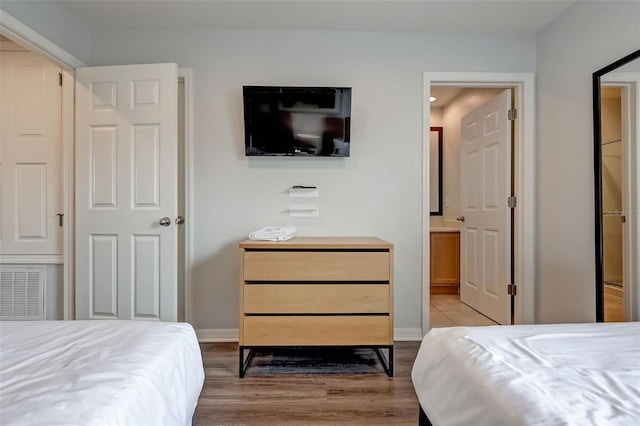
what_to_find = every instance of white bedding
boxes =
[412,322,640,426]
[0,320,204,426]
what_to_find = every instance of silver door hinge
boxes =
[507,196,517,208]
[507,284,517,296]
[508,109,517,120]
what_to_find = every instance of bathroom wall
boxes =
[439,88,504,228]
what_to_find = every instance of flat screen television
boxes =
[243,86,351,157]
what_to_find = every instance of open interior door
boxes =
[459,89,512,325]
[75,63,178,321]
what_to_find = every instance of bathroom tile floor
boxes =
[432,289,626,327]
[430,294,499,329]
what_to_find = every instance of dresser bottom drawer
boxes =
[242,315,391,346]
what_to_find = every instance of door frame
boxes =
[600,75,638,321]
[422,72,535,335]
[1,11,195,323]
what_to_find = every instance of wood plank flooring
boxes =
[195,294,626,424]
[196,341,421,425]
[196,297,501,425]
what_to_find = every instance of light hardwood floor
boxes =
[196,297,498,425]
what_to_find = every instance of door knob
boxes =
[175,216,185,225]
[456,216,465,222]
[159,217,171,226]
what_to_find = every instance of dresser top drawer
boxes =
[243,250,390,282]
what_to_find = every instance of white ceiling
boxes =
[430,87,465,107]
[42,0,576,33]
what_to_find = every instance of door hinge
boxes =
[507,196,517,208]
[507,284,517,296]
[56,213,64,227]
[59,72,63,86]
[508,109,517,120]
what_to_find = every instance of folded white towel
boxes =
[249,226,296,241]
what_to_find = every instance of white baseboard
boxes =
[196,328,239,342]
[196,327,424,343]
[394,328,424,341]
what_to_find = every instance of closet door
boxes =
[0,51,62,257]
[75,63,178,321]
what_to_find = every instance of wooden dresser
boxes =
[238,237,394,377]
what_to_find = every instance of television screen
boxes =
[243,86,351,157]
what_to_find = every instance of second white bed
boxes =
[412,322,640,425]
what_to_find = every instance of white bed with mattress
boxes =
[412,322,640,425]
[0,320,204,426]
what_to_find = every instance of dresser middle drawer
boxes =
[243,284,389,314]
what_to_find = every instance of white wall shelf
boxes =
[289,187,319,198]
[289,208,320,217]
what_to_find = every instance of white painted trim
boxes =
[179,68,194,324]
[394,328,424,341]
[196,328,424,343]
[421,72,536,336]
[62,70,75,320]
[0,255,63,264]
[197,328,239,343]
[0,10,85,71]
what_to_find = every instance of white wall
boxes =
[85,28,535,332]
[0,1,91,63]
[4,0,637,331]
[536,0,640,323]
[44,265,63,320]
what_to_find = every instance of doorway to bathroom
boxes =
[421,72,535,335]
[428,86,511,327]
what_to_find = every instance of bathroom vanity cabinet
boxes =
[430,230,460,295]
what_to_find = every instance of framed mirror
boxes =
[593,49,640,322]
[430,127,443,216]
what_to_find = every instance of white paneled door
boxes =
[0,51,62,256]
[459,89,511,325]
[75,64,178,321]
